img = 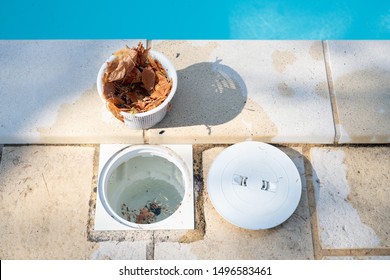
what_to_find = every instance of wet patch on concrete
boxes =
[311,148,383,249]
[309,41,324,61]
[340,134,390,144]
[315,81,330,99]
[334,67,390,143]
[272,50,297,73]
[37,86,107,139]
[344,147,390,247]
[278,82,295,97]
[36,85,143,143]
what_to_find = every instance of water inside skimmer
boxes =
[110,177,183,224]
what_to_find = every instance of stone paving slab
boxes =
[154,145,313,259]
[2,40,390,145]
[148,40,334,144]
[0,145,148,259]
[0,40,145,144]
[327,41,390,143]
[90,240,148,260]
[311,147,390,249]
[0,146,96,259]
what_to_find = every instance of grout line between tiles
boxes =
[86,145,100,240]
[302,146,323,260]
[322,248,390,258]
[322,40,341,144]
[143,130,150,144]
[146,232,155,260]
[0,144,3,164]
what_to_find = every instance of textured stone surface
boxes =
[1,144,389,260]
[0,146,96,259]
[148,40,334,144]
[154,145,314,259]
[327,41,390,143]
[311,147,390,249]
[0,40,145,144]
[323,256,390,260]
[90,240,148,260]
[2,40,390,145]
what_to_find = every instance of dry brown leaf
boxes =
[123,67,142,84]
[145,98,164,111]
[150,88,164,99]
[152,72,172,99]
[164,82,172,97]
[102,82,116,100]
[106,101,124,122]
[107,47,138,82]
[142,66,155,92]
[137,100,147,110]
[122,55,136,75]
[114,46,137,61]
[136,42,150,65]
[148,55,159,71]
[106,96,125,106]
[154,59,166,73]
[125,92,142,103]
[105,60,119,81]
[106,60,127,82]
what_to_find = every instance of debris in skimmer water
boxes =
[120,192,179,224]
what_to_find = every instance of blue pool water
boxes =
[0,0,389,39]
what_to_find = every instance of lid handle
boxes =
[233,174,278,193]
[261,180,277,192]
[233,174,248,187]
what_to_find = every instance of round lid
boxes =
[207,141,301,230]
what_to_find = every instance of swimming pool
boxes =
[0,0,389,39]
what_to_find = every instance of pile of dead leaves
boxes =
[102,42,172,122]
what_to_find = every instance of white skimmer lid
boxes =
[207,141,301,230]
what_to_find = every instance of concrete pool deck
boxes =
[0,40,389,259]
